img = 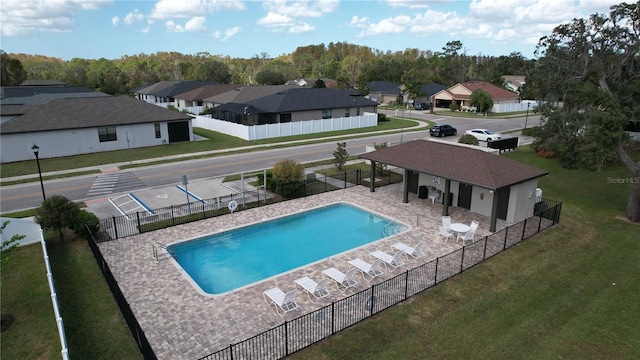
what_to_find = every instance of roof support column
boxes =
[442,179,451,216]
[490,189,499,232]
[369,161,376,192]
[402,169,409,203]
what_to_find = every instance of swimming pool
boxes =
[169,202,409,295]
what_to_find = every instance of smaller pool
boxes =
[169,203,409,295]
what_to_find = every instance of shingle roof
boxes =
[1,85,96,99]
[460,81,519,100]
[359,140,547,190]
[1,91,110,105]
[174,84,244,101]
[152,81,221,98]
[204,85,296,104]
[368,81,401,95]
[0,96,192,134]
[247,88,378,112]
[419,82,447,97]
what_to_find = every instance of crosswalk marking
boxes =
[87,172,146,196]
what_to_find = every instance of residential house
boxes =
[502,75,526,94]
[211,87,378,126]
[414,82,447,106]
[173,84,244,114]
[0,96,193,163]
[132,80,220,107]
[431,81,519,112]
[360,139,549,231]
[367,81,404,105]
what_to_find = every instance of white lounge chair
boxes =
[442,216,451,228]
[370,250,404,271]
[294,276,331,303]
[439,225,453,244]
[322,267,358,292]
[263,287,300,317]
[348,258,384,282]
[469,220,479,233]
[392,241,426,261]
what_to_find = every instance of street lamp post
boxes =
[31,144,46,201]
[524,102,530,129]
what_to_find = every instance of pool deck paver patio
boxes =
[98,183,503,359]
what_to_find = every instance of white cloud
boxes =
[112,16,119,26]
[214,26,241,41]
[149,0,245,19]
[184,16,208,32]
[257,0,337,33]
[357,16,409,37]
[385,0,432,9]
[124,9,144,25]
[289,22,315,33]
[350,16,369,28]
[0,0,113,36]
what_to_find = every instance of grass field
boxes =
[1,147,638,359]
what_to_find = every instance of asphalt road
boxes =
[0,112,541,213]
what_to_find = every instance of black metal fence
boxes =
[194,198,561,360]
[93,169,403,243]
[85,226,157,360]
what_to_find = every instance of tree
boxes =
[71,209,100,237]
[0,53,27,86]
[313,79,326,88]
[1,221,25,265]
[530,2,640,222]
[255,69,285,85]
[373,142,389,174]
[35,195,79,240]
[469,89,494,113]
[333,142,349,170]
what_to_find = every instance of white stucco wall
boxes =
[0,121,180,163]
[507,179,540,223]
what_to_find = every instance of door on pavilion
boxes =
[458,183,472,209]
[496,187,510,220]
[407,171,419,194]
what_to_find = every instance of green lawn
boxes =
[289,147,640,359]
[2,147,638,359]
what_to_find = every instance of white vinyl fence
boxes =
[192,113,378,140]
[491,101,538,113]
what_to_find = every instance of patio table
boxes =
[449,223,470,234]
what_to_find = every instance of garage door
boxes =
[167,121,190,143]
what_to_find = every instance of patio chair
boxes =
[322,267,358,292]
[438,225,453,244]
[294,276,331,303]
[392,241,427,261]
[370,250,404,271]
[348,258,384,282]
[263,287,300,317]
[457,230,476,246]
[442,216,451,228]
[469,220,479,233]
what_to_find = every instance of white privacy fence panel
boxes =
[492,101,538,113]
[193,113,377,140]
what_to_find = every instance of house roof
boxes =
[1,91,110,105]
[173,84,244,101]
[459,81,519,100]
[368,81,401,95]
[419,82,447,97]
[1,85,96,99]
[502,75,526,87]
[204,85,296,104]
[152,81,221,98]
[358,140,547,190]
[20,80,67,86]
[246,88,378,113]
[0,96,192,134]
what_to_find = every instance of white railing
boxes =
[192,113,378,140]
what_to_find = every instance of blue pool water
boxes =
[169,203,409,295]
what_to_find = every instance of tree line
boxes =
[1,41,533,97]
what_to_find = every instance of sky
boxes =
[0,0,624,61]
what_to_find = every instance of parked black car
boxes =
[429,124,457,137]
[414,102,429,110]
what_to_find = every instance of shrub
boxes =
[269,160,305,199]
[449,103,459,112]
[377,113,388,122]
[522,126,543,138]
[35,195,79,241]
[71,209,100,237]
[458,134,479,146]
